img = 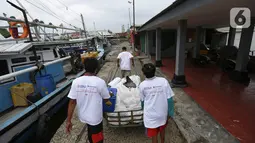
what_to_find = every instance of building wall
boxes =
[140,32,145,52]
[161,30,177,58]
[140,28,217,58]
[149,31,156,55]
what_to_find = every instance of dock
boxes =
[51,42,185,143]
[51,42,237,143]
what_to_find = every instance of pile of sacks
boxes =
[107,75,143,125]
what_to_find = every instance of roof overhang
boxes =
[139,0,255,31]
[0,43,32,56]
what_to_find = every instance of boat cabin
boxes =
[0,42,66,113]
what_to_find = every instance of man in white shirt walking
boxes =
[117,47,134,78]
[139,63,175,143]
[66,58,111,143]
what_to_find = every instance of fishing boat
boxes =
[0,1,110,142]
[0,29,109,143]
[0,38,107,142]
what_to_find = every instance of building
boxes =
[138,0,255,142]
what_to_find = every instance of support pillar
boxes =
[171,19,188,87]
[156,28,162,67]
[144,31,148,55]
[230,18,254,84]
[192,26,202,59]
[227,27,236,46]
[148,31,153,56]
[145,31,150,55]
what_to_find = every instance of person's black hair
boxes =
[122,47,127,51]
[84,58,98,73]
[142,63,156,78]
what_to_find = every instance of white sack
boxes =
[107,75,143,125]
[108,77,121,87]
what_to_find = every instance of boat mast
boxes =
[93,22,96,33]
[80,14,87,38]
[7,0,38,62]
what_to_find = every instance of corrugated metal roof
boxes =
[0,43,32,55]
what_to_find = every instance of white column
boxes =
[144,31,148,54]
[228,27,236,46]
[172,19,188,87]
[229,18,254,83]
[175,20,187,76]
[145,31,150,55]
[156,28,162,67]
[148,31,153,55]
[235,23,254,71]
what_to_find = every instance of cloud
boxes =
[0,0,174,32]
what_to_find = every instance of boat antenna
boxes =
[7,0,39,62]
[7,0,33,42]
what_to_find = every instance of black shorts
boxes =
[87,122,103,143]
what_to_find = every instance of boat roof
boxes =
[0,38,96,56]
[68,37,93,42]
[0,43,32,56]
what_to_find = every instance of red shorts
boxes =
[146,122,168,138]
[87,122,104,143]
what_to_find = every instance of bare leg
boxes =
[152,135,158,143]
[127,70,131,76]
[121,70,125,78]
[160,128,165,143]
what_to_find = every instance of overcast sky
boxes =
[0,0,174,33]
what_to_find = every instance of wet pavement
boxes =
[157,58,255,143]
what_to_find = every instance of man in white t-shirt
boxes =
[139,63,175,143]
[66,58,111,143]
[117,47,134,78]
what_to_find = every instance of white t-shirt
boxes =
[117,51,133,70]
[139,77,174,128]
[67,76,110,125]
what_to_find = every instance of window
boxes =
[0,60,9,76]
[11,57,27,64]
[29,56,41,61]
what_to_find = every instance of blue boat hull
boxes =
[0,72,81,143]
[12,96,69,143]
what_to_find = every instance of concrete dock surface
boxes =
[51,42,238,143]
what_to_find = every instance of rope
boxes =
[16,93,41,117]
[35,0,58,18]
[45,0,83,23]
[24,0,79,29]
[56,0,81,16]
